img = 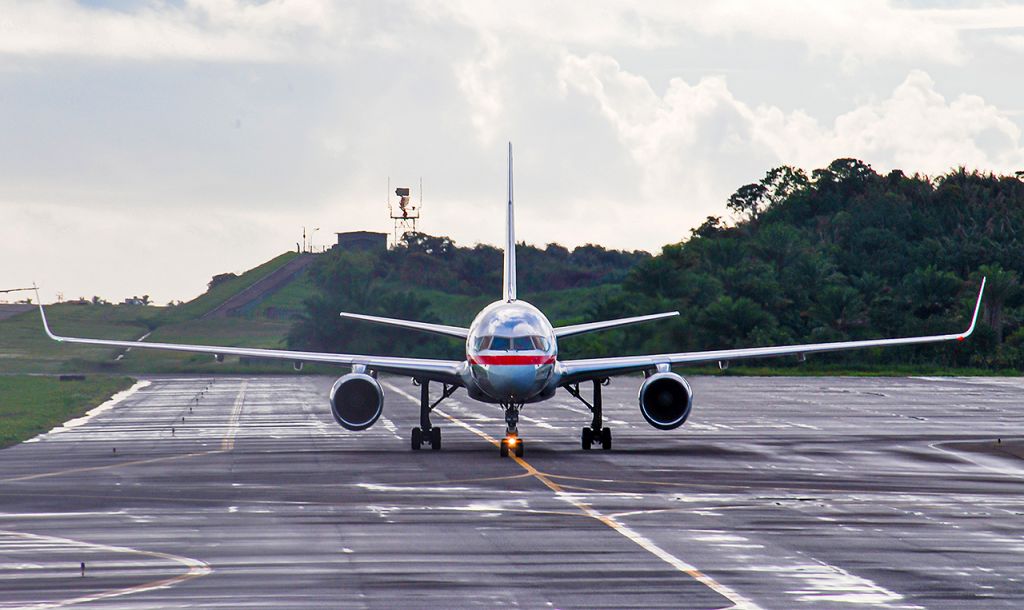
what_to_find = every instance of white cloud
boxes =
[561,53,1024,229]
[435,0,971,66]
[0,0,344,61]
[2,1,1008,66]
[454,32,506,145]
[992,34,1024,53]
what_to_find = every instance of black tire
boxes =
[411,427,422,451]
[431,427,442,451]
[514,439,525,458]
[581,427,592,450]
[499,439,509,457]
[601,427,612,451]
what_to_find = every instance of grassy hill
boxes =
[0,251,311,374]
[0,238,644,374]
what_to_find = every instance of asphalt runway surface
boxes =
[1,375,1023,609]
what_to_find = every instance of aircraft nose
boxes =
[485,365,540,399]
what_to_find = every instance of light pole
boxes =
[311,227,320,253]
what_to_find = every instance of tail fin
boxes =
[503,142,517,302]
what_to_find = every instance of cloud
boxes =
[3,1,1009,67]
[435,0,972,66]
[454,32,506,145]
[560,53,1024,228]
[0,0,343,61]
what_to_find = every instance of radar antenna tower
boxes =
[388,177,422,246]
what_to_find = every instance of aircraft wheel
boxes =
[411,427,422,451]
[514,439,525,458]
[581,427,593,450]
[431,426,442,451]
[601,427,612,451]
[499,438,509,457]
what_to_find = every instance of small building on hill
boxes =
[336,231,387,252]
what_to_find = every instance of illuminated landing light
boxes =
[506,436,518,446]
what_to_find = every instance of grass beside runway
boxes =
[0,375,134,448]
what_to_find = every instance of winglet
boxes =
[503,142,517,302]
[958,276,986,341]
[34,286,62,342]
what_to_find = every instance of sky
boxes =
[2,0,1024,304]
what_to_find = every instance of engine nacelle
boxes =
[330,373,384,431]
[638,372,693,430]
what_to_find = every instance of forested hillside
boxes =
[287,235,649,358]
[291,159,1024,371]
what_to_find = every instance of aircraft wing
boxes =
[559,279,985,385]
[37,304,465,384]
[339,312,469,339]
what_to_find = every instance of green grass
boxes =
[0,251,306,374]
[0,304,155,373]
[160,252,299,323]
[0,375,134,448]
[116,317,297,373]
[255,270,316,318]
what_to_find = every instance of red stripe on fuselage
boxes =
[469,354,556,366]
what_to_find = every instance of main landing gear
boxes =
[566,378,612,451]
[410,379,457,451]
[499,402,525,458]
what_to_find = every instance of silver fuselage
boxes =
[462,300,560,403]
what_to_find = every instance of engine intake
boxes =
[638,372,693,430]
[330,373,384,431]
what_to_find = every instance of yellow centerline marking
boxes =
[384,382,761,610]
[0,529,210,610]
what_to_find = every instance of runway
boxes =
[1,375,1023,608]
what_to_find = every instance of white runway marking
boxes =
[220,380,248,451]
[0,529,210,609]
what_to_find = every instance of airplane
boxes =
[35,144,986,458]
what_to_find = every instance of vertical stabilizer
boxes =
[503,142,517,302]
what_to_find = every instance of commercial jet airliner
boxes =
[36,145,986,457]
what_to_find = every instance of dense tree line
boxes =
[615,159,1023,368]
[291,160,1024,369]
[287,236,649,357]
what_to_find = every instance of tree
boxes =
[973,265,1020,344]
[726,182,768,222]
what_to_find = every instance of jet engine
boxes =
[638,372,693,430]
[330,373,384,431]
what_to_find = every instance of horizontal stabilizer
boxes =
[554,311,680,339]
[339,312,469,340]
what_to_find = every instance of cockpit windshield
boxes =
[475,335,549,352]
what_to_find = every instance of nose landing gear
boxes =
[566,378,612,451]
[499,402,525,458]
[500,433,524,458]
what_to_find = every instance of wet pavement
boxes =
[1,375,1023,609]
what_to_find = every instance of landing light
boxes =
[507,436,517,446]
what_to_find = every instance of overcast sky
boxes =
[2,0,1024,303]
